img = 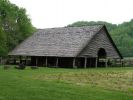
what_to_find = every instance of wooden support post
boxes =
[84,57,87,69]
[56,58,58,67]
[73,58,77,68]
[105,58,108,68]
[46,57,47,67]
[95,58,98,68]
[36,57,38,66]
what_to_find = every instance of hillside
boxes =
[68,20,133,57]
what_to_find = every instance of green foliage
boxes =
[0,0,35,56]
[68,20,133,57]
[0,28,7,56]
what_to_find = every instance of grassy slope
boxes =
[0,66,133,100]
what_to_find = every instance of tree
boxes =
[0,0,35,56]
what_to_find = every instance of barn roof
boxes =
[8,25,122,58]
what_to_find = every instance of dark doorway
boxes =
[97,48,107,67]
[98,48,106,58]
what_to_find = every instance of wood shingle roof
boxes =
[9,25,109,57]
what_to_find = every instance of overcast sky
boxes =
[9,0,133,28]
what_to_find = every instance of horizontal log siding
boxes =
[79,28,120,58]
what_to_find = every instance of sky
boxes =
[9,0,133,28]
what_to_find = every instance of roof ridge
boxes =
[37,25,104,30]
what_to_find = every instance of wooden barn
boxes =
[8,25,123,68]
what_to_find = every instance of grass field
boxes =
[0,65,133,100]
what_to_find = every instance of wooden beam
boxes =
[73,58,77,68]
[84,57,87,69]
[56,58,58,67]
[95,58,98,68]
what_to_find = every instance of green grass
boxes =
[0,65,133,100]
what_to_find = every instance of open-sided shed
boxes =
[8,25,123,68]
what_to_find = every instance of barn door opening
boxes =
[97,48,107,67]
[98,48,106,58]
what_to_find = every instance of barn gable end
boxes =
[78,26,122,59]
